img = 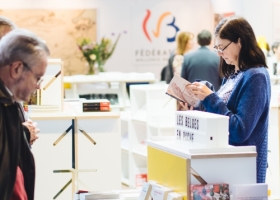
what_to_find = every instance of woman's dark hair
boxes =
[214,16,267,78]
[272,42,280,54]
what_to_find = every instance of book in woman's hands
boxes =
[166,75,199,107]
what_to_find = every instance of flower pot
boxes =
[88,63,95,75]
[98,62,105,72]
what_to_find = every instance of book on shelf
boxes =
[80,99,111,112]
[83,106,111,112]
[189,167,230,200]
[79,191,120,200]
[232,183,268,200]
[166,75,199,107]
[138,182,152,200]
[190,183,229,200]
[82,99,110,107]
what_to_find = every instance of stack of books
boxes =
[80,99,111,112]
[75,189,141,200]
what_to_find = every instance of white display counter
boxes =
[146,111,257,200]
[30,111,121,200]
[146,139,257,200]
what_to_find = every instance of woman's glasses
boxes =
[214,41,232,53]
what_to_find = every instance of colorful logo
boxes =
[142,9,180,43]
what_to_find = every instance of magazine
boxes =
[166,75,199,107]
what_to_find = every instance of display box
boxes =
[175,111,229,148]
[190,183,229,200]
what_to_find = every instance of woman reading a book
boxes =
[181,16,270,183]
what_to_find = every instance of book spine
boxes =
[83,106,110,112]
[83,102,110,107]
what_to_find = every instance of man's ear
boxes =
[10,61,24,79]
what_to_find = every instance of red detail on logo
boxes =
[142,10,151,42]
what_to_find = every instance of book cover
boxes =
[166,75,199,107]
[80,192,119,200]
[190,183,229,200]
[83,102,110,107]
[83,104,110,108]
[83,106,110,112]
[138,182,152,200]
[232,183,267,200]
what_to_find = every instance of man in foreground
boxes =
[0,16,40,145]
[0,29,50,199]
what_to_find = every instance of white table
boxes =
[30,111,121,200]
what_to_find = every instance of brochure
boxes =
[166,75,199,107]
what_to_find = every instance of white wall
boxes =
[2,0,278,78]
[242,0,274,45]
[0,0,214,79]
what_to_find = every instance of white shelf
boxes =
[64,73,156,110]
[121,177,130,186]
[131,106,147,122]
[148,122,175,129]
[132,150,147,158]
[121,146,129,152]
[122,83,176,188]
[120,111,132,122]
[131,116,147,123]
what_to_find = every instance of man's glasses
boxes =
[22,62,44,85]
[214,41,232,53]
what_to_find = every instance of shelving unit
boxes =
[64,72,156,110]
[120,84,176,188]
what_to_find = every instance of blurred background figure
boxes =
[181,29,222,91]
[161,31,194,83]
[0,16,16,38]
[271,41,280,75]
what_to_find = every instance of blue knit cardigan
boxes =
[202,67,271,183]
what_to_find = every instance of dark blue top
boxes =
[202,67,271,183]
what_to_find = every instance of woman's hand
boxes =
[179,102,194,111]
[187,82,213,101]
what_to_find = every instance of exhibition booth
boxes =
[23,58,280,200]
[1,0,280,200]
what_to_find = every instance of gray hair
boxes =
[0,16,17,39]
[197,30,212,46]
[0,16,17,28]
[0,29,50,69]
[272,42,280,54]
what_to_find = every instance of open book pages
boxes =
[166,75,199,107]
